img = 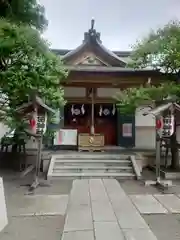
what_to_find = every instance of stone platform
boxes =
[62,179,158,240]
[0,177,8,232]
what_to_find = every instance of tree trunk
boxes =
[170,131,180,169]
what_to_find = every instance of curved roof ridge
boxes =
[62,38,126,65]
[61,41,86,60]
[61,19,127,65]
[95,39,126,64]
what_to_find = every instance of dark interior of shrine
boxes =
[64,103,117,145]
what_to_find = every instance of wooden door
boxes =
[94,104,117,145]
[64,103,91,134]
[95,118,117,145]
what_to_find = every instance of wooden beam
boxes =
[65,74,163,85]
[63,79,164,88]
[65,97,116,104]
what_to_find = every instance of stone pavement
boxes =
[130,194,180,214]
[144,214,180,240]
[0,171,72,240]
[1,170,180,240]
[62,179,158,240]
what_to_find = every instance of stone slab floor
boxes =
[0,170,72,240]
[62,178,180,240]
[62,179,159,240]
[1,170,180,240]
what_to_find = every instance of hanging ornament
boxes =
[74,108,81,115]
[147,77,151,86]
[89,136,94,144]
[112,104,116,115]
[71,104,75,115]
[103,108,110,116]
[81,104,85,115]
[99,105,103,116]
[29,118,36,128]
[156,119,163,129]
[162,115,174,137]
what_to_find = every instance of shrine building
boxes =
[52,20,165,150]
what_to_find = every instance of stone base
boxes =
[149,165,180,180]
[0,177,8,232]
[145,179,172,189]
[161,170,180,180]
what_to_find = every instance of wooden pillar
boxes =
[59,106,64,128]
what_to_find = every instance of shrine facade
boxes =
[52,20,165,149]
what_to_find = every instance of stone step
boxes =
[53,165,132,170]
[54,159,131,165]
[53,166,133,173]
[49,172,136,180]
[48,154,135,180]
[54,162,132,168]
[54,154,129,160]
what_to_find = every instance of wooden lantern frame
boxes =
[15,94,55,193]
[143,100,180,188]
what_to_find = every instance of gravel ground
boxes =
[2,169,180,240]
[0,170,72,196]
[120,169,180,195]
[143,214,180,240]
[0,170,72,240]
[120,169,180,240]
[119,169,160,195]
[120,179,159,195]
[0,215,65,240]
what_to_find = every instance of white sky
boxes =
[39,0,180,50]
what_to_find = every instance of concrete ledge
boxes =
[43,159,51,173]
[47,156,56,180]
[149,165,180,180]
[161,170,180,180]
[0,177,8,232]
[130,155,142,180]
[135,153,155,170]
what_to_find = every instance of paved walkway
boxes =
[0,172,72,240]
[2,171,180,240]
[62,179,158,240]
[129,194,180,214]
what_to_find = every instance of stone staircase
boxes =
[47,152,136,180]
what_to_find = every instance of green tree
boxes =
[0,18,67,127]
[116,21,180,169]
[0,0,47,31]
[130,20,180,76]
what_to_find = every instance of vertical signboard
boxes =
[117,110,135,148]
[54,129,77,146]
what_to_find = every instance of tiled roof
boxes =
[65,65,161,74]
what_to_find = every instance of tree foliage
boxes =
[0,18,67,126]
[115,21,180,168]
[115,82,180,114]
[0,0,47,31]
[129,20,180,76]
[116,21,180,112]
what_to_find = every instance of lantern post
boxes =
[155,116,163,183]
[15,94,55,194]
[143,102,174,189]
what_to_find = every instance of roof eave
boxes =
[95,39,126,64]
[60,38,127,66]
[15,97,55,114]
[65,65,161,74]
[61,42,86,60]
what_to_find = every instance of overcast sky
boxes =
[39,0,180,51]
